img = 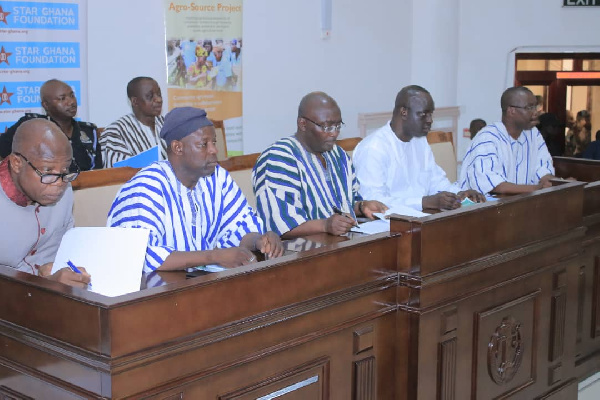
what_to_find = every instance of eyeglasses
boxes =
[15,152,80,184]
[301,116,345,133]
[510,104,536,112]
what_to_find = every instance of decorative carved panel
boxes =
[472,291,538,399]
[437,338,457,400]
[353,356,375,400]
[487,316,524,385]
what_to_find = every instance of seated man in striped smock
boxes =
[107,107,284,273]
[100,77,167,168]
[459,86,557,195]
[252,92,388,239]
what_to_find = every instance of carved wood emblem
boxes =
[487,316,523,385]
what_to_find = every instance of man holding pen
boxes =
[252,92,387,239]
[0,119,91,288]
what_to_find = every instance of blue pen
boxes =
[67,261,91,287]
[67,260,82,274]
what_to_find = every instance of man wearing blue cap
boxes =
[107,107,284,272]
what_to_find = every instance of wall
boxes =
[87,1,168,128]
[87,1,600,159]
[410,0,459,108]
[87,0,412,154]
[456,0,600,159]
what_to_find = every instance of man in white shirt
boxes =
[353,85,484,211]
[459,86,555,195]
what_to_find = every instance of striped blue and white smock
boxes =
[107,161,263,272]
[252,136,362,236]
[459,122,554,195]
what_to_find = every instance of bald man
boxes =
[0,119,91,288]
[0,79,102,171]
[460,86,555,195]
[252,91,387,239]
[100,77,166,167]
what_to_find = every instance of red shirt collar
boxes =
[0,159,30,207]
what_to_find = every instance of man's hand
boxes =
[254,231,285,259]
[422,192,461,210]
[324,214,356,236]
[48,266,91,289]
[539,174,556,188]
[211,247,256,268]
[457,189,486,203]
[359,200,389,219]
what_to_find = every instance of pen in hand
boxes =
[67,260,92,288]
[332,206,359,227]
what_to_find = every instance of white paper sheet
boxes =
[52,227,149,297]
[373,205,429,220]
[351,219,391,235]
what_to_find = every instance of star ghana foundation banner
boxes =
[0,0,88,135]
[164,1,243,156]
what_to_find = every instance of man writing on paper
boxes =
[352,85,484,211]
[0,119,91,288]
[0,79,102,171]
[459,86,556,195]
[100,77,166,168]
[252,91,387,239]
[107,107,284,273]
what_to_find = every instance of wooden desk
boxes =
[554,156,600,382]
[0,184,589,399]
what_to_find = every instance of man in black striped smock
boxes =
[100,77,167,168]
[107,107,284,272]
[252,92,388,239]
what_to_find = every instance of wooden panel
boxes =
[0,183,594,400]
[353,357,375,400]
[472,292,538,399]
[219,358,328,400]
[437,339,456,400]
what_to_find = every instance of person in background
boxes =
[582,130,600,160]
[100,77,166,168]
[253,92,388,239]
[565,110,592,157]
[0,119,90,288]
[469,118,487,140]
[460,86,556,195]
[108,107,284,273]
[537,113,562,157]
[353,85,484,211]
[0,79,102,171]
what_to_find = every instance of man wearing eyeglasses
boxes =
[0,79,102,171]
[252,91,388,239]
[353,85,484,212]
[0,119,91,288]
[459,86,556,195]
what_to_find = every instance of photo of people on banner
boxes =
[167,38,242,92]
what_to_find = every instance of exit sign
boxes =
[564,0,600,6]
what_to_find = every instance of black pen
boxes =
[332,206,359,227]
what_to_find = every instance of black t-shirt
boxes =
[0,113,102,171]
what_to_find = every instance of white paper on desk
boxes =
[52,227,149,297]
[351,219,390,235]
[373,205,429,220]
